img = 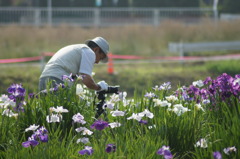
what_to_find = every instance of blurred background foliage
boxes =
[1,20,240,59]
[0,19,240,96]
[0,0,240,13]
[0,1,240,96]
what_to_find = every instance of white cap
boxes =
[85,37,109,63]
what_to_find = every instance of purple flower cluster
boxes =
[176,73,240,105]
[7,83,25,112]
[90,119,109,131]
[28,93,38,99]
[157,145,173,159]
[105,144,116,153]
[144,92,156,99]
[62,73,75,82]
[79,144,116,156]
[79,146,94,155]
[139,119,148,125]
[212,146,237,159]
[213,151,222,159]
[40,83,65,94]
[22,126,48,148]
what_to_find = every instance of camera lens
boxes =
[107,86,119,94]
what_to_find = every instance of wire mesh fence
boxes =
[0,7,214,27]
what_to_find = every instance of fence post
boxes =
[34,9,41,27]
[213,0,219,22]
[94,8,100,27]
[40,52,45,71]
[153,9,160,26]
[179,42,184,63]
[47,0,52,26]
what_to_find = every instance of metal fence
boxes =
[0,7,214,27]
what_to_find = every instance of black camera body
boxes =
[95,86,119,118]
[97,86,119,100]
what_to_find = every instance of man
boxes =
[39,36,109,91]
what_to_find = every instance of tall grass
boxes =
[1,20,240,59]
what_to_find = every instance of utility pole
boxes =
[47,0,52,26]
[96,0,102,7]
[213,0,219,21]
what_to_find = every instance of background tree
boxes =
[133,0,199,7]
[0,0,12,6]
[220,0,240,13]
[1,0,240,14]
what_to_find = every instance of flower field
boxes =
[0,73,239,159]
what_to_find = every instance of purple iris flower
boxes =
[105,144,116,153]
[7,83,26,112]
[22,126,48,148]
[157,145,173,159]
[182,91,193,101]
[200,88,209,99]
[28,93,35,99]
[187,85,201,102]
[188,85,200,95]
[22,138,39,148]
[139,120,148,125]
[215,73,235,100]
[35,127,48,142]
[144,92,156,99]
[79,146,93,155]
[90,119,109,131]
[7,83,25,94]
[213,151,222,159]
[54,83,65,91]
[38,134,48,142]
[28,93,39,99]
[7,83,25,100]
[204,76,212,85]
[62,73,74,82]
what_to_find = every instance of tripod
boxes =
[94,86,119,119]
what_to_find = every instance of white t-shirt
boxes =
[40,44,96,80]
[79,47,95,76]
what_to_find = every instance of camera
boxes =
[95,85,120,118]
[98,86,119,94]
[97,86,119,100]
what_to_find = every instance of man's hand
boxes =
[97,81,108,91]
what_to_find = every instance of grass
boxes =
[1,19,240,59]
[1,59,240,97]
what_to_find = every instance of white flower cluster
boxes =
[192,80,204,87]
[153,99,171,107]
[103,91,128,110]
[76,84,91,100]
[127,109,154,121]
[0,94,18,118]
[46,106,69,123]
[194,138,208,148]
[75,127,93,135]
[153,82,171,91]
[167,104,191,116]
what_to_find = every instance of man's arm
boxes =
[79,73,101,91]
